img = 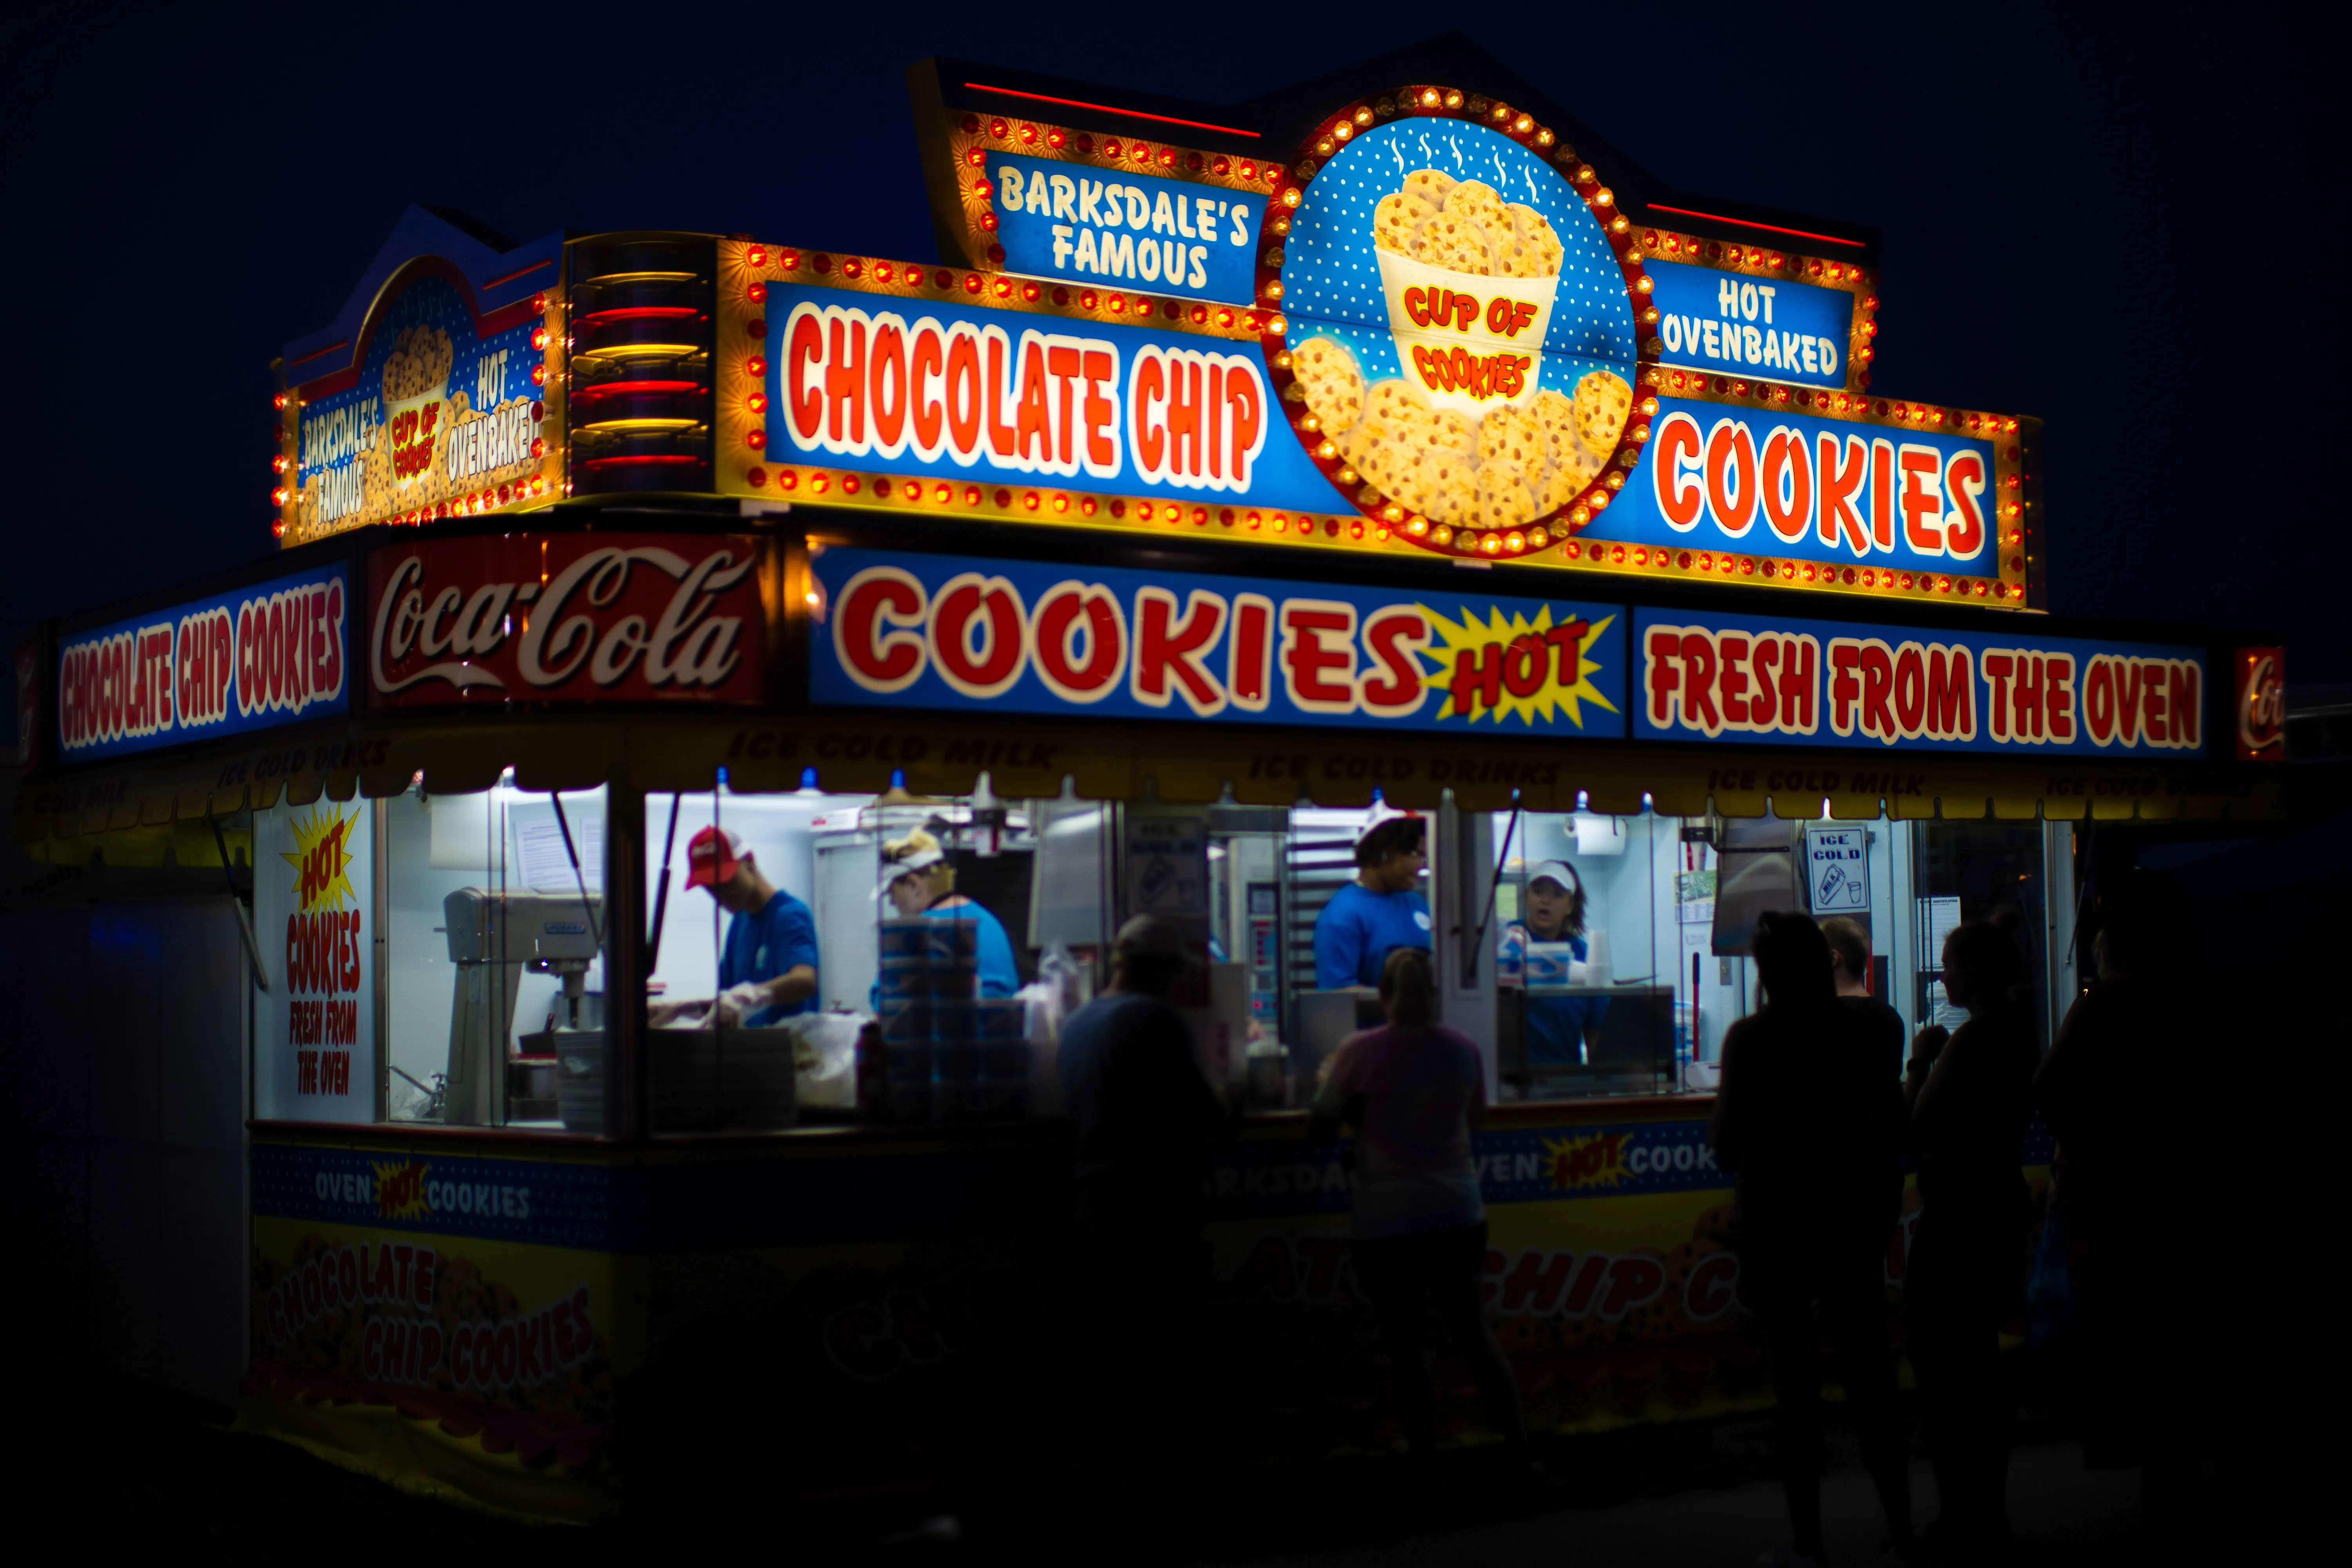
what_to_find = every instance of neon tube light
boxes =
[1645,204,1866,248]
[961,83,1260,138]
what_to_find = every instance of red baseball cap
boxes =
[684,825,749,889]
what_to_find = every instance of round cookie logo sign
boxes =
[1262,89,1657,561]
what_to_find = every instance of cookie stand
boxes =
[5,42,2290,1523]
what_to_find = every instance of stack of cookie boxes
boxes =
[876,917,1029,1122]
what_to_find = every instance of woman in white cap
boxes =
[1312,803,1431,991]
[879,826,1020,998]
[1499,858,1608,1065]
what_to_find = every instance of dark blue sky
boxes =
[5,0,2341,735]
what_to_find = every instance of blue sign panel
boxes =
[989,153,1267,307]
[766,284,1348,512]
[56,562,352,761]
[294,274,550,534]
[1201,1118,1726,1221]
[1647,259,1853,389]
[812,548,1627,737]
[1582,397,2003,575]
[1632,607,2209,759]
[251,1143,615,1250]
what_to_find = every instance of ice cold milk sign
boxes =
[1804,827,1868,914]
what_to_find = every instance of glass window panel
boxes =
[381,773,607,1131]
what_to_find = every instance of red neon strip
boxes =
[483,258,554,290]
[577,454,704,467]
[962,82,1259,139]
[289,339,350,369]
[577,306,703,324]
[1646,204,1866,249]
[572,380,704,398]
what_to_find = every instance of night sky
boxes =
[4,0,2342,751]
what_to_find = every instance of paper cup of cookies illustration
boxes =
[1271,108,1648,548]
[380,323,455,495]
[1370,169,1564,423]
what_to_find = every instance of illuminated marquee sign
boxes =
[1644,239,1870,394]
[695,83,2037,608]
[987,151,1269,307]
[54,563,351,762]
[1632,608,2209,759]
[2234,647,2285,762]
[278,230,566,546]
[1262,88,1652,562]
[365,534,767,709]
[811,548,1627,735]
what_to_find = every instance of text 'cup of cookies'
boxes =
[383,325,456,497]
[1370,175,1563,422]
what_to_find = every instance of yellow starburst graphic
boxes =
[1544,1130,1632,1192]
[372,1160,430,1220]
[1419,605,1619,727]
[283,802,360,915]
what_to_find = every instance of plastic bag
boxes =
[1018,942,1090,1114]
[2025,1203,2075,1350]
[786,1011,862,1110]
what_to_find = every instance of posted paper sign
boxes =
[1804,827,1868,914]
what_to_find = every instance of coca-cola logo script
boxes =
[367,535,766,706]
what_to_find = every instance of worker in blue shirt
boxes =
[880,826,1021,997]
[1497,858,1609,1064]
[667,825,820,1026]
[1314,806,1432,990]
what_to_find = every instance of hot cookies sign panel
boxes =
[812,547,1626,737]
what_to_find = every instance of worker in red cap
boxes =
[666,824,819,1026]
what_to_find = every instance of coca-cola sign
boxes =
[367,534,766,706]
[2235,646,2285,762]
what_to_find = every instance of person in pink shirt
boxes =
[1311,947,1527,1461]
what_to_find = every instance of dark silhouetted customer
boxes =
[1310,946,1530,1468]
[1904,918,2039,1553]
[1058,915,1227,1500]
[1823,915,1904,1080]
[2038,875,2236,1565]
[1710,911,1912,1568]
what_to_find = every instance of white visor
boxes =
[877,846,944,895]
[1527,858,1582,896]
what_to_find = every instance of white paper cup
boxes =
[384,381,448,494]
[1374,247,1559,423]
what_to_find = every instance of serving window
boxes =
[381,775,613,1131]
[1481,804,2071,1104]
[249,774,2073,1132]
[637,782,1116,1131]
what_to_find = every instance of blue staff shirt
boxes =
[1499,926,1609,1064]
[868,897,1022,1008]
[719,890,820,1027]
[1314,881,1432,990]
[929,898,1021,997]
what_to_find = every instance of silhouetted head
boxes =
[1110,915,1188,999]
[1942,919,2026,1013]
[1820,916,1871,992]
[1379,946,1439,1029]
[1753,911,1836,1013]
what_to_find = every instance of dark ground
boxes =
[18,1355,2332,1564]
